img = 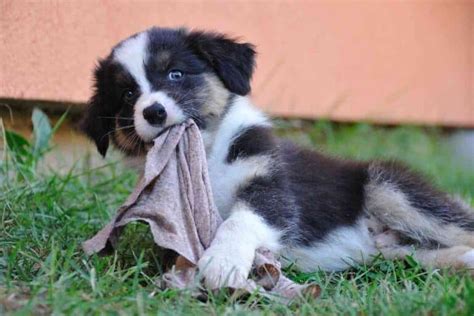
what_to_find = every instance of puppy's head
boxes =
[80,27,256,157]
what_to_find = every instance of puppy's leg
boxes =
[198,201,281,289]
[374,227,474,273]
[365,161,474,248]
[378,243,474,273]
[374,230,474,272]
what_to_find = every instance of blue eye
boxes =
[168,70,184,81]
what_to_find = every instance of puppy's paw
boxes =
[198,245,253,289]
[374,230,400,249]
[459,249,474,270]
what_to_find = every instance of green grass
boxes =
[1,113,474,315]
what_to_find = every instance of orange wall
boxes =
[1,0,473,126]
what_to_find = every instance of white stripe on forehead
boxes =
[113,32,151,94]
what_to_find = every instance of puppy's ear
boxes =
[79,95,112,157]
[187,31,256,95]
[79,60,114,157]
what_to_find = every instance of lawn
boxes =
[1,111,474,315]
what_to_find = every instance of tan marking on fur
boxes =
[365,182,474,247]
[156,51,171,70]
[112,118,146,156]
[443,225,474,248]
[203,74,230,118]
[114,70,129,83]
[379,245,474,272]
[113,128,135,152]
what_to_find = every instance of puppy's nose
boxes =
[143,103,167,125]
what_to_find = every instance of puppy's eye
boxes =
[122,89,136,103]
[168,70,184,81]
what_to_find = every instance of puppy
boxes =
[81,27,474,288]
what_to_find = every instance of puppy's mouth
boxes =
[135,114,187,143]
[142,122,182,144]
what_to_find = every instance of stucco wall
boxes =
[1,1,473,126]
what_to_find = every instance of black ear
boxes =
[79,95,112,157]
[187,31,256,95]
[79,60,114,157]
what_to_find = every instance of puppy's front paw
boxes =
[198,245,253,289]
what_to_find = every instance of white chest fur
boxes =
[203,97,271,219]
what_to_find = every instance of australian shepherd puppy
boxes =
[81,27,474,288]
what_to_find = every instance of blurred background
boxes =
[2,2,474,314]
[0,0,473,170]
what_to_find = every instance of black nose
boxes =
[143,103,167,125]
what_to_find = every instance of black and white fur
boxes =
[81,27,474,288]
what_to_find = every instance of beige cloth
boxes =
[82,120,320,302]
